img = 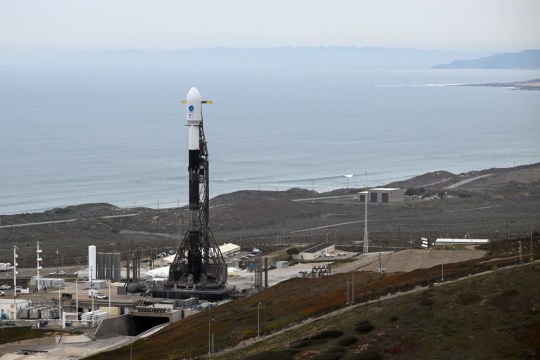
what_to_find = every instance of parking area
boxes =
[227,261,332,290]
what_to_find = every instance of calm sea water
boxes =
[1,65,539,214]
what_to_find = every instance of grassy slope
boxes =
[217,264,540,360]
[0,327,48,344]
[86,256,539,360]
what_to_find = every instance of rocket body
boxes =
[186,87,202,216]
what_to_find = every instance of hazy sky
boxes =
[1,0,539,52]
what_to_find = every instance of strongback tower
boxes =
[167,87,228,290]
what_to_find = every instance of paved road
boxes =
[0,333,134,359]
[0,213,139,229]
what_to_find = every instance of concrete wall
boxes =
[94,314,132,338]
[95,312,175,339]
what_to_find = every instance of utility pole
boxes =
[36,242,42,291]
[208,318,215,354]
[531,226,534,262]
[257,302,261,337]
[13,246,18,296]
[441,263,444,282]
[352,271,355,304]
[346,281,350,304]
[90,265,94,326]
[75,281,79,319]
[363,187,369,255]
[13,246,18,320]
[58,285,61,326]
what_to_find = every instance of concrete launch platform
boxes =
[150,288,232,301]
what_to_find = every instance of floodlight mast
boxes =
[363,187,369,255]
[168,87,227,289]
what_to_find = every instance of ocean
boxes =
[1,65,539,214]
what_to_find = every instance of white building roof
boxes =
[162,254,176,264]
[435,238,489,244]
[159,242,240,264]
[220,243,240,253]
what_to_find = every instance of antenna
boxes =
[36,242,42,291]
[363,187,369,255]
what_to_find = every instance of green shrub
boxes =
[312,346,347,360]
[284,348,299,357]
[342,351,382,360]
[455,291,482,305]
[312,353,343,360]
[337,335,359,346]
[0,327,47,345]
[245,350,294,360]
[420,297,435,306]
[390,315,399,322]
[405,187,425,196]
[355,320,374,334]
[310,329,344,340]
[291,338,312,348]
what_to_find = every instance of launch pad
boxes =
[157,87,229,301]
[150,288,231,302]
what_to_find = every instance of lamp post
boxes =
[531,226,534,262]
[257,302,262,337]
[208,318,215,355]
[90,283,95,327]
[58,285,62,326]
[75,281,79,319]
[13,246,18,320]
[441,263,444,282]
[108,281,111,312]
[352,271,355,304]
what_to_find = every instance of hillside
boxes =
[218,263,540,360]
[385,163,540,199]
[86,259,540,360]
[1,163,539,268]
[433,49,540,69]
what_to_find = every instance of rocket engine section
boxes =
[167,87,228,290]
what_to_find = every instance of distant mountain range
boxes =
[52,47,482,70]
[4,47,539,70]
[433,49,540,69]
[0,47,489,69]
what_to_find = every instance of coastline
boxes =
[461,78,540,91]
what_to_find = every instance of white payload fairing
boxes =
[186,87,202,151]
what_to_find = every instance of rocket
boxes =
[167,87,228,288]
[185,87,203,214]
[184,87,213,222]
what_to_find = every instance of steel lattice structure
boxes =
[167,89,227,290]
